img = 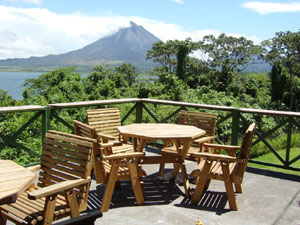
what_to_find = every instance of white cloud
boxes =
[170,0,184,4]
[0,5,260,60]
[0,31,53,58]
[243,1,300,15]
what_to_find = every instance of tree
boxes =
[114,63,138,87]
[23,67,87,104]
[146,40,178,72]
[270,62,286,102]
[84,65,115,100]
[202,33,261,91]
[146,38,198,77]
[262,30,300,110]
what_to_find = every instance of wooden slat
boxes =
[41,155,86,173]
[42,146,89,163]
[41,161,85,178]
[45,133,95,148]
[43,138,92,155]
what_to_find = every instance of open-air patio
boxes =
[5,150,300,225]
[1,98,300,225]
[66,149,300,225]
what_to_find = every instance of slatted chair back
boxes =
[73,120,145,212]
[73,120,106,184]
[86,108,121,140]
[38,130,96,210]
[232,123,256,180]
[0,130,97,225]
[190,123,256,210]
[178,110,217,137]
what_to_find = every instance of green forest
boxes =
[0,30,300,173]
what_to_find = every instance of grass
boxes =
[248,147,300,176]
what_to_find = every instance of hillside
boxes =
[0,22,160,72]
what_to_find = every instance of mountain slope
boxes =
[0,22,160,71]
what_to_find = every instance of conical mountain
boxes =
[0,22,160,71]
[63,21,159,62]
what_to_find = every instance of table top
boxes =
[117,123,206,140]
[0,160,36,205]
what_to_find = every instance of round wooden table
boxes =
[117,123,206,197]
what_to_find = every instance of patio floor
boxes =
[7,149,300,225]
[86,149,300,225]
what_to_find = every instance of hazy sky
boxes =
[0,0,299,59]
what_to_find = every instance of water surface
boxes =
[0,72,42,100]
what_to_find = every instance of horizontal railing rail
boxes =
[0,98,299,172]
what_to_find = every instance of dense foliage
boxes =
[1,30,300,164]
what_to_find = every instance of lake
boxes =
[0,71,42,100]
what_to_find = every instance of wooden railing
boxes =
[1,98,300,172]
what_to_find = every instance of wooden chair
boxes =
[0,130,97,225]
[73,120,146,212]
[159,110,218,175]
[86,108,133,155]
[191,123,256,210]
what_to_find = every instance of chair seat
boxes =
[111,143,134,154]
[102,160,146,180]
[0,187,70,225]
[160,145,202,161]
[191,161,236,181]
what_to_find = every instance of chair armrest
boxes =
[102,152,145,160]
[203,143,241,151]
[193,136,215,144]
[28,178,91,200]
[100,142,122,148]
[96,132,115,140]
[26,165,41,172]
[192,152,244,163]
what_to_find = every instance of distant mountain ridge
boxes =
[0,22,160,72]
[0,22,271,73]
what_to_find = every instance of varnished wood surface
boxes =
[0,160,36,204]
[117,123,206,140]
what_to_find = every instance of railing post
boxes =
[285,116,293,167]
[135,101,143,123]
[231,109,240,145]
[42,106,51,138]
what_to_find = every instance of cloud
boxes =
[243,1,300,15]
[0,5,260,60]
[0,30,52,58]
[169,0,184,4]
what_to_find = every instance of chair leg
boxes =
[0,211,7,225]
[43,194,58,225]
[127,160,144,205]
[191,160,212,204]
[180,162,190,198]
[235,183,243,193]
[159,163,165,176]
[100,160,120,212]
[65,189,80,218]
[221,163,238,211]
[204,179,211,190]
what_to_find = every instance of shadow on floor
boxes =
[85,171,184,211]
[247,166,300,182]
[175,190,231,215]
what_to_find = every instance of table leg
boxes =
[133,138,138,151]
[171,139,193,197]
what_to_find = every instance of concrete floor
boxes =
[6,150,300,225]
[86,151,300,225]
